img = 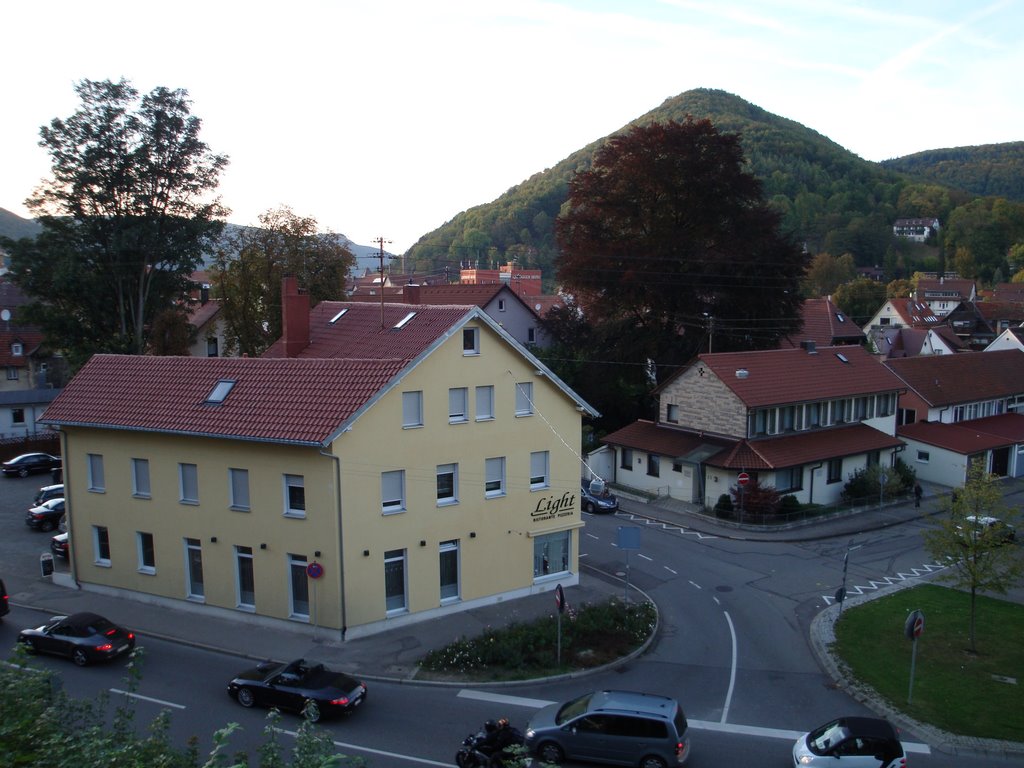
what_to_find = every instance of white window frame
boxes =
[11,407,25,425]
[185,538,204,600]
[436,463,458,506]
[402,390,424,428]
[515,382,533,416]
[93,525,111,567]
[485,457,506,498]
[229,468,250,511]
[463,327,480,355]
[136,531,156,574]
[382,470,406,514]
[288,553,310,620]
[88,453,105,492]
[530,450,550,490]
[448,387,469,424]
[475,385,495,421]
[533,530,570,579]
[283,474,306,518]
[384,548,408,613]
[179,463,199,504]
[131,458,151,499]
[235,545,255,610]
[439,540,460,603]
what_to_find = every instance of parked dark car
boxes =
[0,578,9,619]
[51,532,69,559]
[34,483,65,506]
[2,453,62,478]
[793,716,906,768]
[25,498,66,532]
[581,480,619,514]
[227,658,367,721]
[18,611,136,666]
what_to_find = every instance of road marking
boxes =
[109,688,186,709]
[821,561,947,605]
[664,565,678,575]
[457,689,555,708]
[637,553,653,561]
[721,610,737,723]
[585,532,600,540]
[278,729,450,767]
[689,580,702,589]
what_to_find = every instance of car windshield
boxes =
[555,693,594,724]
[808,720,850,754]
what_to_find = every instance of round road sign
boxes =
[737,472,750,486]
[306,561,324,580]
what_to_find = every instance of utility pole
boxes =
[704,313,715,353]
[374,236,392,329]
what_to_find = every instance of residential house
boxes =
[877,326,965,359]
[601,343,905,508]
[976,299,1024,337]
[892,217,940,242]
[985,326,1024,353]
[914,277,976,317]
[778,297,865,349]
[460,262,543,298]
[41,278,597,640]
[884,350,1024,484]
[863,298,941,355]
[941,301,995,350]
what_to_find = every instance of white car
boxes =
[793,717,905,768]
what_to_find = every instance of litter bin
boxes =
[40,552,54,578]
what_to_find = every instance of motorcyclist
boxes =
[489,718,524,766]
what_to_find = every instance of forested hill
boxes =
[403,88,1007,284]
[880,142,1024,202]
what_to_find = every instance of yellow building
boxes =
[42,283,597,640]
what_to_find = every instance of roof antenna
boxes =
[373,236,392,329]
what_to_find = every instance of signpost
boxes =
[306,562,323,634]
[555,584,566,665]
[737,472,749,521]
[617,526,641,604]
[904,609,925,703]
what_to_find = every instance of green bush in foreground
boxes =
[834,583,1024,741]
[419,598,656,681]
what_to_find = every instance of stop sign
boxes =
[737,472,750,486]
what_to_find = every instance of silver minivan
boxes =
[525,690,690,768]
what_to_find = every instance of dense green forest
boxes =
[404,88,1021,287]
[881,142,1024,203]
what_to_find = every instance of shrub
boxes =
[779,494,800,514]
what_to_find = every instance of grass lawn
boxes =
[834,583,1024,741]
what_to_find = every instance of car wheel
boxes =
[72,649,89,666]
[236,688,255,708]
[303,699,321,722]
[23,639,38,654]
[40,520,55,533]
[584,501,596,514]
[537,742,564,764]
[18,468,29,478]
[639,756,666,768]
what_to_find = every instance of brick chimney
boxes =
[403,283,422,304]
[281,275,310,357]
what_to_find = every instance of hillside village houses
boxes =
[40,277,597,640]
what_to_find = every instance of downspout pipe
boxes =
[320,449,346,641]
[57,428,81,589]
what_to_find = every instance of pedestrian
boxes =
[914,482,923,508]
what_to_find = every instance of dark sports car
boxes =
[227,658,367,721]
[18,612,135,666]
[2,452,61,477]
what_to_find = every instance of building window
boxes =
[515,382,533,416]
[527,327,536,344]
[185,538,204,599]
[437,463,458,505]
[776,466,803,493]
[448,387,469,423]
[666,404,678,423]
[11,407,25,426]
[917,450,930,463]
[866,451,880,467]
[137,532,155,573]
[620,448,634,470]
[485,457,506,498]
[283,474,305,518]
[439,540,460,603]
[475,385,494,421]
[384,549,407,613]
[402,390,423,428]
[11,342,23,356]
[827,458,842,484]
[229,468,250,511]
[5,367,17,381]
[206,337,219,357]
[647,454,660,477]
[236,546,255,609]
[179,463,199,504]
[530,451,550,490]
[382,470,405,513]
[463,327,480,355]
[93,526,111,566]
[672,461,683,473]
[288,554,309,619]
[533,531,570,579]
[88,453,105,492]
[498,299,506,312]
[132,458,151,498]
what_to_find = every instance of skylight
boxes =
[206,379,236,404]
[835,353,850,364]
[329,308,348,324]
[394,311,417,329]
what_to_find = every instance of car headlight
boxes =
[525,728,535,739]
[798,756,814,765]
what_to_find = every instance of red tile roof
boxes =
[262,302,475,361]
[187,299,221,329]
[600,420,734,458]
[778,297,865,349]
[686,345,904,408]
[40,354,406,446]
[706,424,904,469]
[885,349,1024,406]
[0,328,45,366]
[889,299,941,327]
[898,413,1024,453]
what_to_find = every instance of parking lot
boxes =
[2,474,70,588]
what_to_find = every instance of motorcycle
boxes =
[455,730,494,768]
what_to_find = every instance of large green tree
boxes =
[212,206,355,356]
[554,118,808,386]
[832,277,887,325]
[5,79,228,367]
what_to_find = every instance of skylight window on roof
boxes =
[836,313,845,323]
[206,379,236,404]
[835,353,850,364]
[329,308,349,324]
[394,311,417,329]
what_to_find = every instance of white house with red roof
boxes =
[41,277,597,640]
[601,343,906,508]
[884,349,1024,484]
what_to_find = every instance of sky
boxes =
[3,0,1022,254]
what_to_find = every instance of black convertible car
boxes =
[227,658,367,721]
[18,612,135,666]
